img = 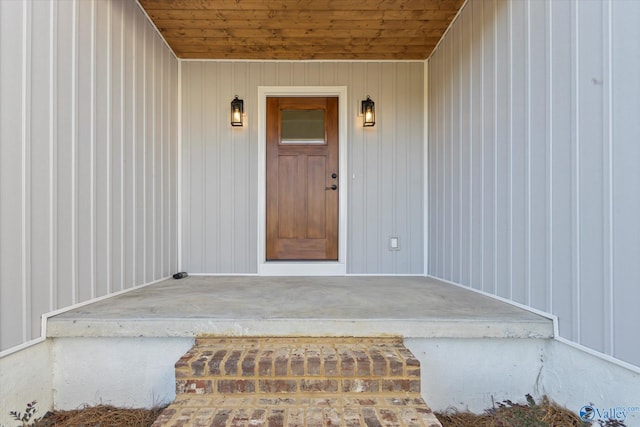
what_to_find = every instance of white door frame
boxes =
[257,86,348,276]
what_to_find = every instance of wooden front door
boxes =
[266,97,339,260]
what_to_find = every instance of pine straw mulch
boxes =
[33,405,165,427]
[435,395,620,427]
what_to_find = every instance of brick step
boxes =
[151,394,442,427]
[175,338,421,395]
[153,337,442,426]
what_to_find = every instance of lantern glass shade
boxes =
[231,96,243,126]
[361,96,375,127]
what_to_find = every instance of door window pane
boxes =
[281,109,325,144]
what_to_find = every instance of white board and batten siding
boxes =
[180,62,425,275]
[428,0,640,367]
[0,0,178,352]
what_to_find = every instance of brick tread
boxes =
[176,338,420,395]
[152,394,442,427]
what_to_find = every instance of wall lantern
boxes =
[231,95,244,127]
[361,95,375,127]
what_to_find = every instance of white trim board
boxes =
[423,60,429,274]
[257,86,348,276]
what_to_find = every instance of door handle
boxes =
[325,184,337,191]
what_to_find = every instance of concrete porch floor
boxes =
[47,276,553,339]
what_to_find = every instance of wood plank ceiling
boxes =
[139,0,466,60]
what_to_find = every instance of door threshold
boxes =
[258,261,346,276]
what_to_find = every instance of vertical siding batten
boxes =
[132,8,139,285]
[147,26,154,281]
[118,0,126,291]
[172,61,181,271]
[129,0,137,287]
[604,0,614,356]
[507,0,514,302]
[448,36,452,281]
[424,60,429,275]
[460,7,470,286]
[462,7,469,287]
[106,0,113,295]
[56,0,71,309]
[21,0,32,342]
[438,51,443,278]
[496,0,508,299]
[172,58,179,273]
[156,38,161,278]
[492,0,498,297]
[162,47,168,276]
[0,0,3,344]
[164,49,169,275]
[214,62,222,272]
[427,57,434,275]
[373,63,381,271]
[470,0,483,290]
[162,45,167,277]
[177,61,183,273]
[571,0,581,344]
[546,0,553,315]
[525,0,532,307]
[453,25,460,283]
[90,0,96,300]
[479,0,487,292]
[49,0,58,311]
[140,18,146,283]
[71,0,78,305]
[151,34,157,280]
[391,63,398,272]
